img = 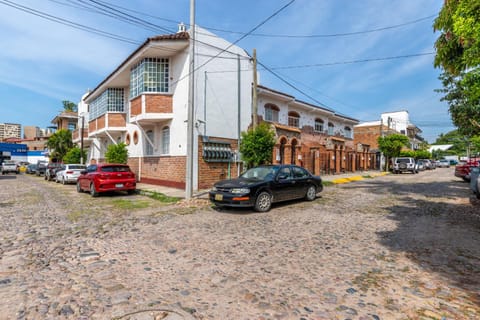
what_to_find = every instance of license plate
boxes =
[215,194,223,201]
[115,183,124,188]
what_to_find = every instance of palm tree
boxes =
[46,129,74,162]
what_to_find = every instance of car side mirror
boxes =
[80,170,87,174]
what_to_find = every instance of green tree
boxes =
[105,142,128,164]
[46,129,74,161]
[378,134,410,171]
[63,146,87,164]
[62,100,77,112]
[434,0,480,136]
[240,122,276,168]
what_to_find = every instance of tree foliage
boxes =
[46,129,74,161]
[378,134,410,171]
[63,146,87,164]
[62,100,77,112]
[105,142,128,164]
[434,0,480,73]
[434,0,480,136]
[240,123,276,168]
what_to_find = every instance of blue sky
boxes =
[0,0,454,142]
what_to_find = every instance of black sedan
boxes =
[209,164,323,212]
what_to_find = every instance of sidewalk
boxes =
[136,170,389,199]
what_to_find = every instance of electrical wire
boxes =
[0,0,140,45]
[170,0,296,88]
[61,0,437,39]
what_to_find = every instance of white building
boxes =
[74,25,253,191]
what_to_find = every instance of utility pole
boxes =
[237,54,241,177]
[80,115,84,164]
[252,49,258,128]
[185,0,195,199]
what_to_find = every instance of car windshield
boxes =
[397,158,410,163]
[240,167,278,180]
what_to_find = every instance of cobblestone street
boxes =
[1,169,479,319]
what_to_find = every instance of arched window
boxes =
[161,126,170,154]
[344,126,352,139]
[288,111,300,128]
[328,122,334,135]
[264,104,279,122]
[145,130,154,155]
[315,118,324,132]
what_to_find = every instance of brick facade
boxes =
[128,156,187,189]
[198,136,240,190]
[353,124,388,150]
[130,96,142,116]
[145,94,173,113]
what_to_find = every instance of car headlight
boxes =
[211,186,218,192]
[231,188,250,194]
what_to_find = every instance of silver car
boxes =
[56,164,87,185]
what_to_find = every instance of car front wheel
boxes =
[305,185,316,201]
[90,183,99,197]
[254,192,272,212]
[76,182,83,193]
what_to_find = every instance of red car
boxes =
[454,159,480,182]
[77,163,136,197]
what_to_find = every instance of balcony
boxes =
[129,93,174,125]
[88,113,127,137]
[72,127,90,144]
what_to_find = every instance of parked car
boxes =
[26,163,37,174]
[56,164,87,184]
[44,162,63,181]
[1,160,19,175]
[437,159,450,168]
[470,167,480,199]
[36,160,48,176]
[209,164,323,212]
[415,159,426,171]
[454,160,479,182]
[76,163,136,197]
[392,157,417,174]
[421,159,435,170]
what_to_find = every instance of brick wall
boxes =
[198,136,240,190]
[145,94,173,113]
[353,125,388,149]
[108,113,126,127]
[130,96,141,116]
[129,156,187,189]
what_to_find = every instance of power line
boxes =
[270,52,435,70]
[170,0,296,88]
[0,0,140,44]
[220,14,438,38]
[69,0,436,39]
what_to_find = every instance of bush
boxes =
[105,143,128,164]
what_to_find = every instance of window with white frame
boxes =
[146,130,154,155]
[314,118,324,132]
[264,104,279,122]
[344,126,352,138]
[288,111,300,128]
[89,88,125,120]
[161,126,170,154]
[130,58,169,98]
[328,122,334,135]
